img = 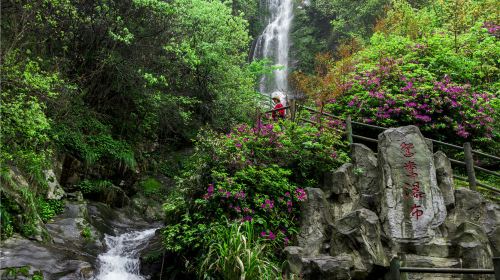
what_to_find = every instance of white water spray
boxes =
[94,228,157,280]
[252,0,293,94]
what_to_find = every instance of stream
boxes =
[94,228,158,280]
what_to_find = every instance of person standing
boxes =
[271,93,285,120]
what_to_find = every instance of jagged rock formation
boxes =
[286,125,498,280]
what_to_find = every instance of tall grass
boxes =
[199,221,280,280]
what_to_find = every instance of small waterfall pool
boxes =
[94,228,158,280]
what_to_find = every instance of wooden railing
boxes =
[390,256,500,279]
[260,102,499,196]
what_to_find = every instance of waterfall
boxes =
[94,228,157,280]
[252,0,293,95]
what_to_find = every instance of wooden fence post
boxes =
[493,257,500,280]
[464,142,477,191]
[346,115,353,145]
[290,99,296,122]
[390,256,401,280]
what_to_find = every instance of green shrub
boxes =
[140,178,162,196]
[81,226,92,241]
[37,199,65,223]
[77,179,113,195]
[162,120,349,276]
[0,204,14,239]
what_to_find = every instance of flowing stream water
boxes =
[252,0,293,95]
[94,228,158,280]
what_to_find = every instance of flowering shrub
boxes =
[163,120,348,276]
[324,26,498,150]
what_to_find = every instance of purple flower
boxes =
[405,102,417,107]
[241,216,252,222]
[268,231,276,240]
[415,114,431,122]
[295,188,307,201]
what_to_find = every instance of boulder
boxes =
[399,254,462,280]
[323,163,359,220]
[434,151,455,208]
[44,169,65,200]
[2,168,48,241]
[445,187,500,255]
[130,193,166,222]
[350,143,380,212]
[378,125,446,242]
[45,201,104,257]
[330,208,388,277]
[297,188,332,256]
[452,222,493,270]
[95,184,130,208]
[284,247,353,280]
[0,234,94,280]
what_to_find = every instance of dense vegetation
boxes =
[292,0,499,152]
[1,0,498,278]
[1,0,262,239]
[162,120,348,277]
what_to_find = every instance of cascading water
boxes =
[94,228,157,280]
[252,0,293,95]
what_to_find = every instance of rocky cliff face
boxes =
[285,126,499,280]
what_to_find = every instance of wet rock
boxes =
[330,208,388,277]
[434,151,455,208]
[378,125,446,242]
[45,201,104,257]
[139,231,165,278]
[0,234,94,279]
[96,184,130,208]
[350,143,380,212]
[297,188,332,256]
[131,193,166,222]
[60,154,82,187]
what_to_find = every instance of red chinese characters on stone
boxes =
[400,142,415,157]
[403,182,425,199]
[403,161,418,179]
[410,204,424,220]
[400,141,424,220]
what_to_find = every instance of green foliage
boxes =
[140,178,162,196]
[4,266,30,278]
[81,226,92,241]
[0,53,67,185]
[32,272,44,280]
[162,120,349,277]
[162,190,187,224]
[53,108,137,169]
[291,0,388,72]
[77,179,113,195]
[0,203,14,239]
[37,199,64,223]
[199,221,280,280]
